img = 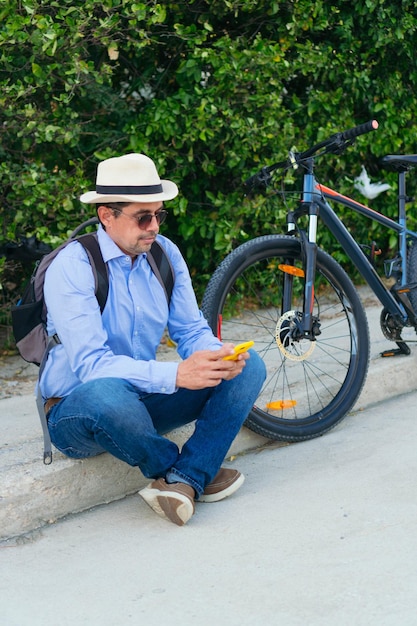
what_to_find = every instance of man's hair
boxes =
[97,202,130,229]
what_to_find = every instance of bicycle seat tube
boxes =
[299,160,320,337]
[398,169,408,286]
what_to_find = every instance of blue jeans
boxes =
[47,350,266,496]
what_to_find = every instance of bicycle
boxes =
[201,120,417,442]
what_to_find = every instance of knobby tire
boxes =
[202,235,370,442]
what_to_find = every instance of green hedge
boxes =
[1,0,417,322]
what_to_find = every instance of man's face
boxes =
[97,201,164,257]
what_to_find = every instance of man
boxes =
[41,153,266,526]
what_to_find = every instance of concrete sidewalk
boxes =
[2,290,417,542]
[1,386,417,625]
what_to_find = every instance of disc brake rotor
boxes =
[275,310,316,361]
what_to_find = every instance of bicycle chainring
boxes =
[275,310,316,361]
[380,307,404,342]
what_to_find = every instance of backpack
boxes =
[11,217,175,464]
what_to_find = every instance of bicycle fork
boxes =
[282,168,321,340]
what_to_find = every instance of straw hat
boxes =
[79,153,178,204]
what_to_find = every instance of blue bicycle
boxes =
[202,121,417,441]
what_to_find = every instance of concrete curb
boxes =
[0,396,268,541]
[2,297,417,542]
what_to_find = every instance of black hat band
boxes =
[96,184,163,195]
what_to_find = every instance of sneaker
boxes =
[139,478,195,526]
[199,468,245,503]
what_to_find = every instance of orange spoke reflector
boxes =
[266,400,297,410]
[278,264,305,277]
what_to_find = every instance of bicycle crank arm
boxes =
[381,341,411,357]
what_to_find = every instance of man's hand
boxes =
[176,343,249,390]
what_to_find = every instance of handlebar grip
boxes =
[341,120,378,141]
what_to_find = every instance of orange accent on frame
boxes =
[316,183,371,211]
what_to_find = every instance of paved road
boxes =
[1,386,417,626]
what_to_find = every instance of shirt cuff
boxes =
[148,360,179,394]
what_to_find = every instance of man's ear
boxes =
[97,205,113,228]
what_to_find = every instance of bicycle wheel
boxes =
[201,235,370,442]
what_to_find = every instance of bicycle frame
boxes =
[288,166,417,336]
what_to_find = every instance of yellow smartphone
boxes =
[223,341,254,360]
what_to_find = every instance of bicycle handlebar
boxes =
[341,119,378,141]
[244,120,379,191]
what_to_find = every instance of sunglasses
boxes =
[111,208,168,229]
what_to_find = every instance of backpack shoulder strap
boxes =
[147,240,175,304]
[75,233,109,312]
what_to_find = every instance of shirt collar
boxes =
[97,223,131,264]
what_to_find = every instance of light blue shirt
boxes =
[40,226,222,401]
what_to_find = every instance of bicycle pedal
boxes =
[381,342,411,357]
